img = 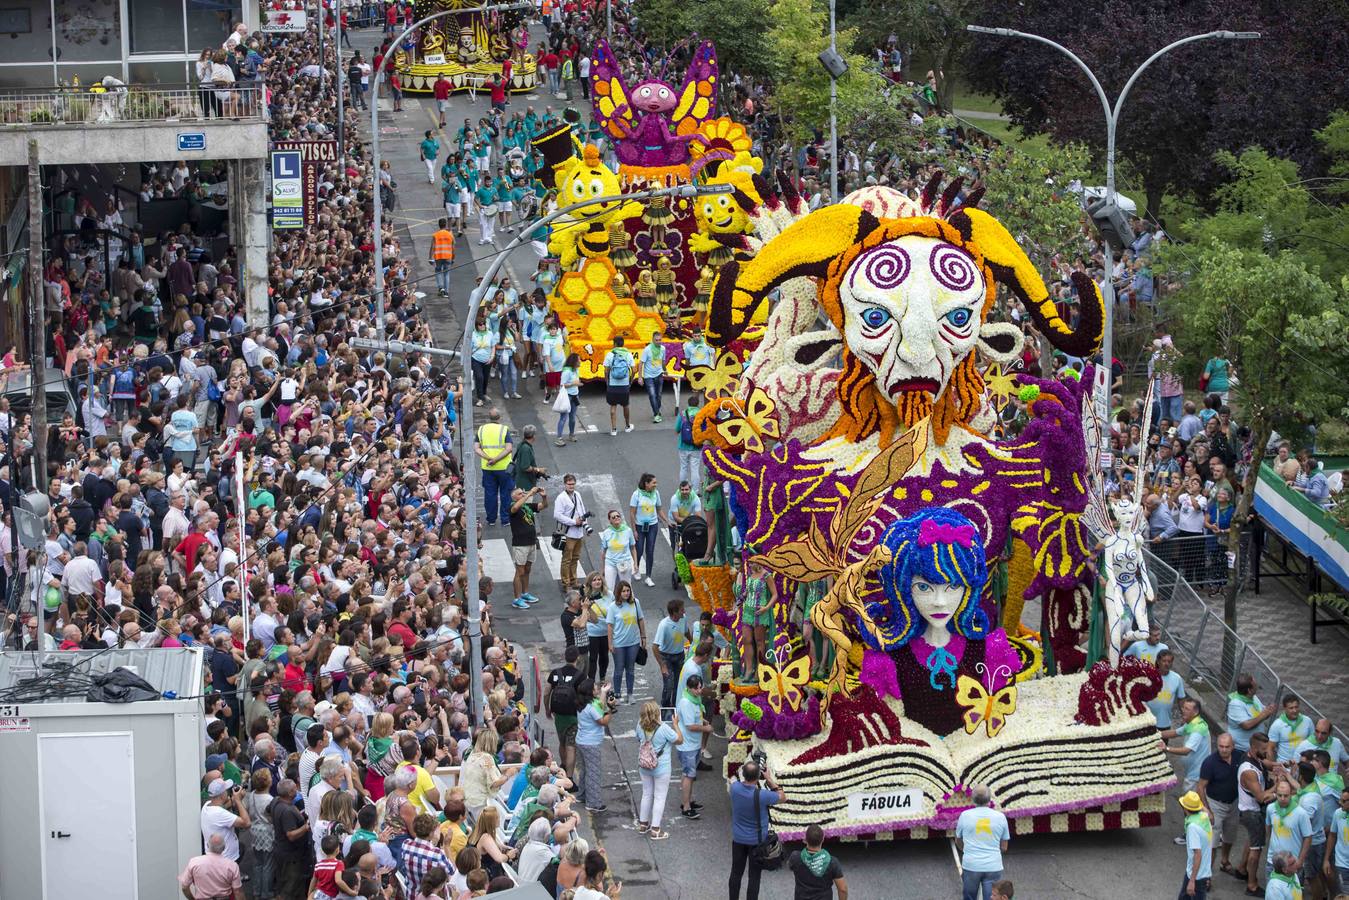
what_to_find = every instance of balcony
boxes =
[0,83,263,126]
[0,83,268,166]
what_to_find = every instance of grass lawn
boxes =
[964,116,1053,158]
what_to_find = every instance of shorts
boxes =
[1239,809,1264,849]
[1209,798,1238,846]
[554,713,578,747]
[1303,846,1326,886]
[606,385,630,407]
[501,201,514,213]
[678,748,700,778]
[545,371,562,388]
[445,201,463,217]
[511,544,537,566]
[436,98,449,113]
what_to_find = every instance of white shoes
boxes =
[624,424,634,433]
[644,576,654,588]
[610,429,617,436]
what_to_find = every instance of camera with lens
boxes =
[601,683,619,711]
[580,510,595,534]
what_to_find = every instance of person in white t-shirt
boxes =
[200,778,250,862]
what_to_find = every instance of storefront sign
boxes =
[270,150,304,229]
[263,10,308,32]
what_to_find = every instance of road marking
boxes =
[479,537,515,587]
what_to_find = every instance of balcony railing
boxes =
[0,83,263,126]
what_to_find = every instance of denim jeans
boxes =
[634,522,660,577]
[729,841,764,900]
[471,358,490,401]
[961,868,1002,900]
[499,358,518,396]
[557,394,578,437]
[612,642,639,700]
[645,377,662,417]
[660,650,684,708]
[482,468,514,525]
[251,848,274,899]
[435,259,451,294]
[1175,874,1209,900]
[1160,394,1183,422]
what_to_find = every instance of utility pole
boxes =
[827,0,838,202]
[335,0,345,163]
[26,139,47,495]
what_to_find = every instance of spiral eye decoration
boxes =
[849,245,911,292]
[930,245,977,292]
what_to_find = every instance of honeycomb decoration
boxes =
[553,257,665,381]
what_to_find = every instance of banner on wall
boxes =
[263,10,308,32]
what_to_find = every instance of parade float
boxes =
[690,178,1176,841]
[394,0,537,94]
[532,39,783,380]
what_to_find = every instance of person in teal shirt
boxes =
[1265,779,1314,877]
[494,173,514,232]
[1226,673,1276,752]
[459,170,476,218]
[639,333,668,422]
[1177,791,1213,898]
[419,130,440,183]
[1148,650,1186,729]
[474,175,497,245]
[1270,697,1315,763]
[1202,356,1231,401]
[675,394,703,493]
[605,582,646,704]
[441,166,464,232]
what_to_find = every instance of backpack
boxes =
[607,351,630,385]
[637,728,660,771]
[679,410,695,446]
[549,671,577,714]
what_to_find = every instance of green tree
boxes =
[764,0,880,145]
[836,0,981,110]
[1160,241,1346,657]
[631,0,773,80]
[978,142,1091,273]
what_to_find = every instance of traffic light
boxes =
[14,492,49,551]
[1087,197,1135,253]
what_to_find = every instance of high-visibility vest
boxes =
[477,423,512,470]
[432,229,455,261]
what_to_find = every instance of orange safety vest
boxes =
[432,229,455,261]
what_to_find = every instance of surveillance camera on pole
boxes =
[15,492,49,551]
[1086,197,1136,253]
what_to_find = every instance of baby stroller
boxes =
[670,516,709,588]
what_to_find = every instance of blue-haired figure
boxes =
[856,507,1020,736]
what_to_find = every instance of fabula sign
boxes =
[846,788,923,820]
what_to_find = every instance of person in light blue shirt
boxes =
[653,598,690,710]
[634,700,681,837]
[675,673,711,819]
[683,328,715,369]
[1269,697,1315,763]
[638,334,668,422]
[599,510,637,591]
[1122,624,1168,665]
[1311,719,1349,772]
[469,319,495,405]
[1226,672,1275,752]
[605,583,646,704]
[1265,779,1314,876]
[1178,791,1213,898]
[954,786,1009,900]
[1162,698,1210,789]
[1327,794,1349,888]
[629,473,667,586]
[1147,651,1186,729]
[1265,852,1303,900]
[574,680,612,812]
[166,395,199,468]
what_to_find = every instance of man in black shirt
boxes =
[508,486,544,609]
[788,823,848,900]
[544,645,582,778]
[1196,731,1244,875]
[270,778,312,898]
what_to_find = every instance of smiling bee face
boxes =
[694,191,750,237]
[557,146,624,219]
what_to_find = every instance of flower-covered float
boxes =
[699,180,1175,840]
[529,40,797,381]
[394,0,538,94]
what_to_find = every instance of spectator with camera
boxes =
[553,473,591,592]
[729,757,784,900]
[200,775,251,864]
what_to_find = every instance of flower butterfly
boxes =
[955,673,1018,737]
[715,388,780,454]
[685,351,743,399]
[757,655,811,715]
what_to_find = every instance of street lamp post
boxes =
[965,26,1258,445]
[360,181,734,725]
[827,0,838,202]
[334,0,344,163]
[370,2,532,340]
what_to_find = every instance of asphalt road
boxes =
[357,23,1258,899]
